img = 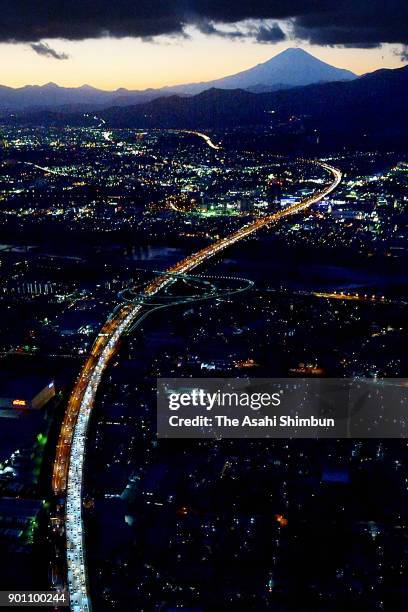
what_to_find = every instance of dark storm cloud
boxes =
[395,46,408,61]
[30,42,69,60]
[255,24,286,44]
[0,1,407,47]
[292,0,408,47]
[0,1,185,42]
[195,20,286,43]
[195,21,247,39]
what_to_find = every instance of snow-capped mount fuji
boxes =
[169,48,357,94]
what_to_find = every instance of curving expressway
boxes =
[52,153,341,612]
[184,130,222,150]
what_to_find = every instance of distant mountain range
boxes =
[2,49,407,151]
[96,63,407,150]
[0,48,356,111]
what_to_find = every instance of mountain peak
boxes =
[204,47,356,92]
[276,47,310,56]
[79,84,97,90]
[262,47,352,70]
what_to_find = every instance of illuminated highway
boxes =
[312,291,388,303]
[182,130,222,150]
[22,161,72,177]
[311,291,408,308]
[267,287,404,307]
[52,149,341,611]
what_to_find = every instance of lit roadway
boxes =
[21,161,71,177]
[312,291,388,303]
[52,148,341,611]
[182,130,222,150]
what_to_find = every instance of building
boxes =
[0,377,56,412]
[266,180,282,212]
[238,197,253,213]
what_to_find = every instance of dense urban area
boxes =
[1,124,408,610]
